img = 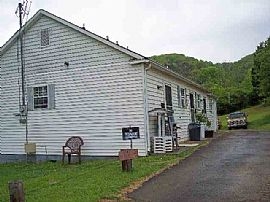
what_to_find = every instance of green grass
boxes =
[0,143,206,202]
[219,104,270,131]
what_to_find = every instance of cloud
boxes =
[1,0,269,63]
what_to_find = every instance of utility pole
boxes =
[19,2,26,109]
[14,1,33,161]
[16,1,32,144]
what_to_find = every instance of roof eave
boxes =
[129,58,211,94]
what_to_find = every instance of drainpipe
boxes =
[143,63,151,154]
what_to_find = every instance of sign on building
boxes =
[122,127,140,140]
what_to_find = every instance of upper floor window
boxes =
[41,28,50,47]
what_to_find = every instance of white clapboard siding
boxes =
[0,95,1,153]
[146,68,211,141]
[0,15,147,156]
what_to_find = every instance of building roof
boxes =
[0,9,211,95]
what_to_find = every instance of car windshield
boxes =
[229,113,245,119]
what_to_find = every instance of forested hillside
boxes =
[151,54,213,81]
[150,40,268,115]
[252,37,270,104]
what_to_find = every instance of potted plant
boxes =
[195,112,211,127]
[195,112,211,139]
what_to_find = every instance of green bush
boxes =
[263,97,270,106]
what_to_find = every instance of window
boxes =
[27,84,55,110]
[41,28,50,46]
[177,86,186,108]
[181,88,187,108]
[34,86,48,109]
[196,93,201,108]
[209,99,213,113]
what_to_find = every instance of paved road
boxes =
[129,131,270,202]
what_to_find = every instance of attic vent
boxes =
[41,28,50,47]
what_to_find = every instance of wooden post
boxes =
[121,159,133,171]
[119,149,138,172]
[8,181,25,202]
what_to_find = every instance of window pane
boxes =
[181,88,185,96]
[33,86,48,109]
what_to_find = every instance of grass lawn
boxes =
[219,104,270,131]
[0,142,207,202]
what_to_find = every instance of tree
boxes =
[151,52,254,114]
[252,37,270,100]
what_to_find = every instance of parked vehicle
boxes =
[227,111,248,130]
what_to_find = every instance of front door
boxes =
[165,85,172,111]
[190,93,195,122]
[165,85,173,136]
[203,98,207,114]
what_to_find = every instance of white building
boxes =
[0,10,217,159]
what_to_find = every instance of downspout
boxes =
[143,63,151,154]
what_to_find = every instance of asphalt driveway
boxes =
[129,131,270,202]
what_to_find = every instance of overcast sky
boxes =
[0,0,269,63]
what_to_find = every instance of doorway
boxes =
[190,93,195,122]
[165,85,174,136]
[165,85,172,112]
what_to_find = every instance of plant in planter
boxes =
[195,112,211,127]
[196,112,214,138]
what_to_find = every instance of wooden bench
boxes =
[62,136,84,164]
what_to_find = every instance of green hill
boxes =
[151,53,213,81]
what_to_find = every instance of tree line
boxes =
[151,37,270,115]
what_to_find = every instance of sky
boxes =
[0,0,269,63]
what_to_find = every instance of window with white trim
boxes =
[34,86,48,109]
[41,28,50,47]
[196,93,201,108]
[209,99,213,113]
[27,84,55,110]
[177,86,186,108]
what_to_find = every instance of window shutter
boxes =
[48,84,55,109]
[177,85,180,107]
[27,87,34,111]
